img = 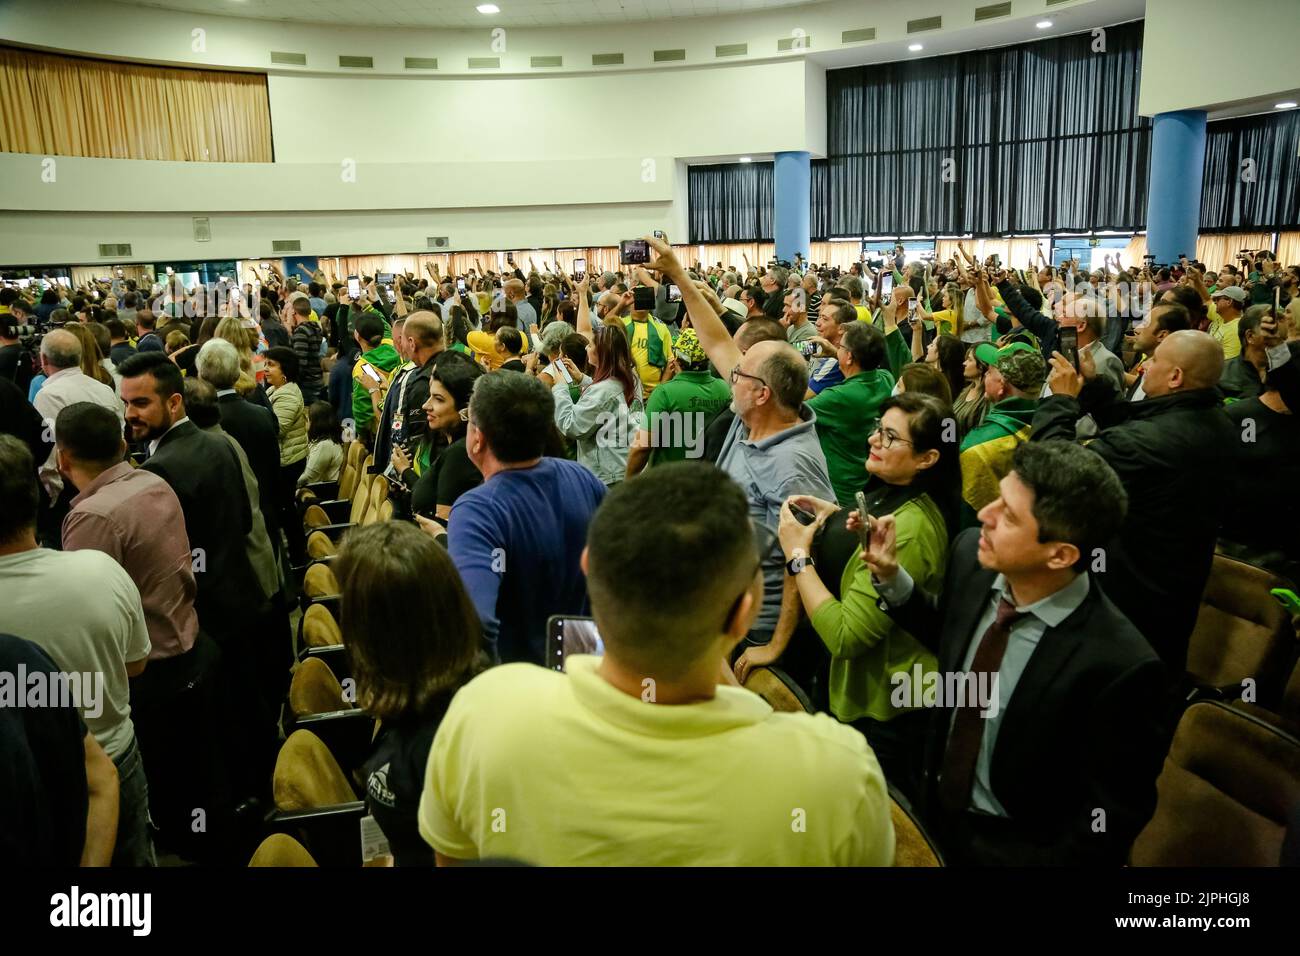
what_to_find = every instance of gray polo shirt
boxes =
[716,405,834,635]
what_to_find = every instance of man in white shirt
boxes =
[0,434,154,866]
[31,329,124,538]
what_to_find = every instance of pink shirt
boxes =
[62,461,199,660]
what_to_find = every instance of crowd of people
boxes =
[1,234,1298,867]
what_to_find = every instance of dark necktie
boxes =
[937,595,1025,814]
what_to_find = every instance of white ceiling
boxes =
[116,0,829,28]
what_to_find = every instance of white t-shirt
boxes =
[0,548,151,758]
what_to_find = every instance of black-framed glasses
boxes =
[872,424,913,449]
[730,364,768,389]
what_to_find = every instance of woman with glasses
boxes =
[738,392,959,799]
[541,323,643,486]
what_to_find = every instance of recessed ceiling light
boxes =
[908,43,923,52]
[476,4,499,13]
[1036,20,1053,29]
[739,156,753,163]
[1276,101,1298,109]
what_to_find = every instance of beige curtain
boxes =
[1276,232,1300,266]
[0,45,272,162]
[70,264,154,287]
[1195,233,1274,271]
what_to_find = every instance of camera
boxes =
[865,257,885,270]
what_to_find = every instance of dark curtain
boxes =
[688,161,773,243]
[823,20,1151,236]
[1201,109,1300,231]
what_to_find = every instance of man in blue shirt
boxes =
[448,373,606,664]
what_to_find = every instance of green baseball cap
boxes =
[973,340,1047,392]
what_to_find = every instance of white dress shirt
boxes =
[33,366,124,498]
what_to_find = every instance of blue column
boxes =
[1145,110,1207,264]
[773,150,811,263]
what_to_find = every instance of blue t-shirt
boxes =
[808,357,844,394]
[448,457,606,665]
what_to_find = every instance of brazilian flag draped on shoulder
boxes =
[958,397,1037,527]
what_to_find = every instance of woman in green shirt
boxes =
[761,392,960,798]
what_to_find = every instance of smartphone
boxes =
[653,230,666,240]
[573,257,586,277]
[347,275,361,298]
[385,289,396,303]
[632,285,655,311]
[799,341,821,359]
[550,359,573,385]
[456,278,466,292]
[620,240,650,266]
[789,504,817,526]
[378,272,394,284]
[1059,326,1080,370]
[667,283,682,303]
[853,492,874,552]
[546,615,604,672]
[361,362,383,385]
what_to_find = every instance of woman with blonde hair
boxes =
[214,314,270,407]
[63,322,115,389]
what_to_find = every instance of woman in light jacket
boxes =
[540,323,642,486]
[265,346,309,563]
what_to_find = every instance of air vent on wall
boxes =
[715,43,747,58]
[531,55,562,68]
[653,48,686,62]
[427,237,450,250]
[272,240,301,253]
[1046,0,1072,4]
[592,53,624,66]
[405,57,438,70]
[192,217,211,242]
[98,243,132,258]
[907,16,943,33]
[469,57,500,69]
[270,51,307,66]
[777,35,811,51]
[974,2,1012,21]
[842,28,876,43]
[339,55,373,69]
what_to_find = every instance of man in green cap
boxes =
[625,327,732,476]
[958,339,1046,524]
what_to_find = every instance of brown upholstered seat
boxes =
[273,729,358,812]
[1130,701,1300,866]
[248,833,318,867]
[288,656,350,717]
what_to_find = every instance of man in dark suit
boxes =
[195,337,284,563]
[118,351,276,813]
[856,441,1168,865]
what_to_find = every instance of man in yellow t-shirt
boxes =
[1208,286,1245,360]
[418,462,895,867]
[622,307,673,396]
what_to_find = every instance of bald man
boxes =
[1032,329,1237,671]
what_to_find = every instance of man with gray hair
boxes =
[759,268,788,320]
[33,328,123,509]
[643,236,833,654]
[197,338,282,564]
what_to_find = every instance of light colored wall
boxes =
[1140,0,1300,116]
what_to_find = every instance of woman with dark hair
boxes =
[924,332,966,400]
[335,521,486,866]
[741,392,960,798]
[951,343,989,439]
[540,322,642,486]
[172,314,221,378]
[392,353,485,524]
[298,400,344,487]
[264,344,308,560]
[444,304,473,355]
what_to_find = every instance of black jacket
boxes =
[216,393,283,542]
[1032,383,1237,670]
[996,279,1058,357]
[1218,354,1264,401]
[142,420,262,641]
[883,528,1168,865]
[290,320,325,402]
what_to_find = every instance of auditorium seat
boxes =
[248,833,318,867]
[889,788,943,867]
[288,656,351,718]
[742,665,814,713]
[1130,701,1300,866]
[265,730,367,867]
[1186,554,1297,708]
